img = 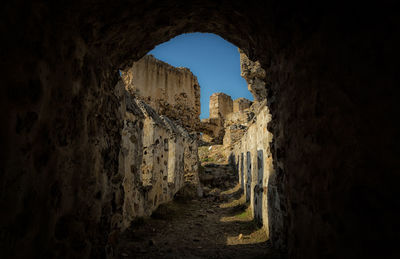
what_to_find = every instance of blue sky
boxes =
[148,33,252,119]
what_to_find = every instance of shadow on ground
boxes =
[115,163,287,259]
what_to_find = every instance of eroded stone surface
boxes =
[239,49,267,102]
[199,117,224,144]
[121,97,195,223]
[228,101,281,244]
[200,93,234,144]
[1,1,398,259]
[233,97,252,113]
[121,55,201,132]
[223,100,254,146]
[209,93,233,119]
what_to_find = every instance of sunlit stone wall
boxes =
[230,101,283,245]
[119,87,199,230]
[121,55,201,132]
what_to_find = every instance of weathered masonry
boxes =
[222,52,284,247]
[230,100,277,241]
[117,55,202,233]
[103,79,199,236]
[1,1,398,259]
[121,55,201,133]
[201,93,249,144]
[118,82,200,229]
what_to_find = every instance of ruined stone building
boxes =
[196,53,274,237]
[121,55,201,133]
[1,1,398,259]
[201,90,256,146]
[200,93,233,143]
[117,55,202,227]
[223,97,255,146]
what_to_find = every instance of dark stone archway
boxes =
[1,0,398,258]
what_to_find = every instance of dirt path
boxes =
[116,164,286,259]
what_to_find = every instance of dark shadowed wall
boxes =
[0,0,399,258]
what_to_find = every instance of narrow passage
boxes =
[116,163,285,259]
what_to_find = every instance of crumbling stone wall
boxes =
[239,49,267,102]
[119,87,199,231]
[233,97,252,113]
[228,51,281,244]
[121,55,201,132]
[209,93,233,119]
[199,117,224,144]
[201,93,234,144]
[202,93,254,146]
[230,101,281,244]
[1,1,398,259]
[223,98,254,146]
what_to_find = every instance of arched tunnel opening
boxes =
[1,1,398,259]
[114,32,277,257]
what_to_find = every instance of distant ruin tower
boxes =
[209,93,233,119]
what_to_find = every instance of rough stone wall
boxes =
[228,48,283,245]
[223,97,254,146]
[121,55,201,132]
[201,93,234,144]
[203,95,253,146]
[119,90,199,231]
[1,1,398,259]
[209,92,233,119]
[199,117,224,144]
[239,49,267,102]
[233,97,252,113]
[230,101,282,246]
[228,51,281,241]
[222,123,247,147]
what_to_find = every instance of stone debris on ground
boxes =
[115,163,286,259]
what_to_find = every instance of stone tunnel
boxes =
[0,0,399,258]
